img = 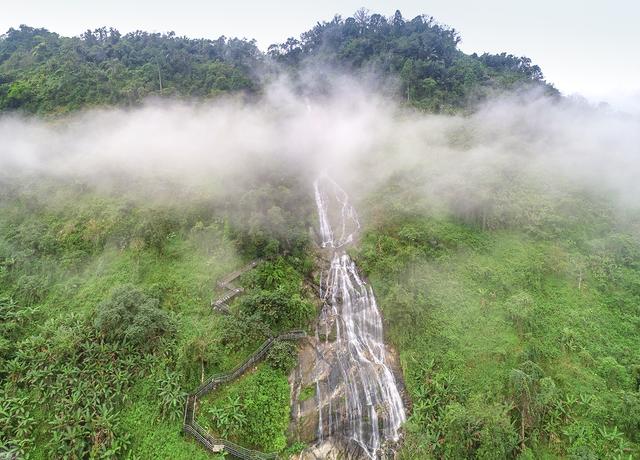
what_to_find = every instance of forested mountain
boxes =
[268,10,557,111]
[0,26,261,113]
[2,8,638,460]
[0,10,556,114]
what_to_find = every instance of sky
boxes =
[2,0,639,106]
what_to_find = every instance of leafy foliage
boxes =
[239,288,313,331]
[0,174,313,458]
[202,366,290,452]
[0,296,37,362]
[2,8,636,460]
[0,25,260,114]
[266,339,299,373]
[357,177,640,458]
[94,284,176,347]
[157,367,187,422]
[0,315,149,457]
[1,10,557,115]
[230,174,315,259]
[269,9,557,112]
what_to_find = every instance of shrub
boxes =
[15,273,49,306]
[505,291,535,335]
[239,288,313,331]
[299,385,315,402]
[134,209,180,254]
[218,313,271,352]
[440,401,518,459]
[178,336,223,387]
[157,367,186,421]
[597,356,632,390]
[94,284,175,348]
[266,340,298,373]
[207,395,247,438]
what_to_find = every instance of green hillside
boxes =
[354,172,640,458]
[0,10,555,115]
[0,8,638,460]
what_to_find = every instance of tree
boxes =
[266,340,298,373]
[239,288,313,331]
[509,361,546,451]
[392,10,405,28]
[94,284,175,347]
[0,26,260,113]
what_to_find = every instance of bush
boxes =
[250,258,298,291]
[597,356,632,390]
[505,291,535,335]
[239,288,313,331]
[178,335,223,387]
[157,367,187,421]
[207,395,247,438]
[440,401,518,459]
[94,284,175,347]
[266,340,298,373]
[218,313,272,352]
[0,296,37,361]
[15,273,49,306]
[134,209,180,254]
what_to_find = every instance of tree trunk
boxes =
[157,61,163,93]
[578,269,582,290]
[519,406,526,451]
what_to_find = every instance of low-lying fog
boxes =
[1,79,639,211]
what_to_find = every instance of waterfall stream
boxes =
[312,176,406,459]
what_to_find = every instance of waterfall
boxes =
[312,176,406,459]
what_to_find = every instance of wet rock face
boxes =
[289,339,322,443]
[293,438,371,460]
[288,177,406,459]
[290,334,406,460]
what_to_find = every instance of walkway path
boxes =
[184,259,306,459]
[211,259,259,314]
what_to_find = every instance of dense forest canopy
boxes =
[0,9,556,114]
[269,10,555,110]
[0,25,262,113]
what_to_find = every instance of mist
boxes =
[1,79,639,214]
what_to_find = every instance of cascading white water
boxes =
[312,176,406,459]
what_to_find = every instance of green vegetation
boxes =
[263,9,555,111]
[94,284,176,348]
[1,9,555,115]
[0,25,260,114]
[299,385,316,402]
[0,173,315,458]
[240,272,314,332]
[355,174,640,458]
[201,364,291,452]
[1,8,637,460]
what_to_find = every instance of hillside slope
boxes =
[1,8,637,460]
[354,174,640,458]
[0,9,556,115]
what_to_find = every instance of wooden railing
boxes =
[212,260,259,314]
[183,330,306,458]
[186,259,307,458]
[217,260,259,288]
[185,422,278,460]
[183,310,307,460]
[194,330,306,398]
